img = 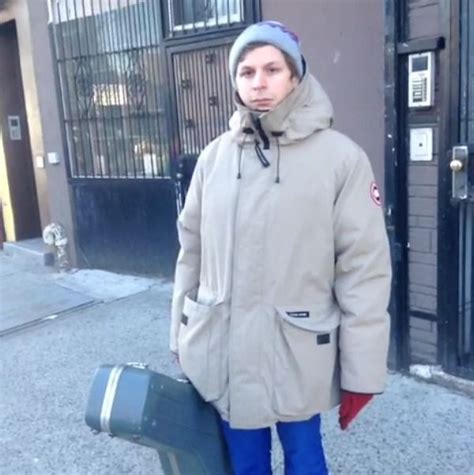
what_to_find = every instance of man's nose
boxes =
[252,70,267,89]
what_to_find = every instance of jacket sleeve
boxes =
[169,156,205,354]
[333,147,392,394]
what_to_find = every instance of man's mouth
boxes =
[252,99,272,108]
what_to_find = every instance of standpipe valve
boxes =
[42,223,70,271]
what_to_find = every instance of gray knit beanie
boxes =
[228,21,304,87]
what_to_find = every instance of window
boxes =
[52,0,170,179]
[168,0,243,32]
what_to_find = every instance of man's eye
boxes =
[240,70,253,77]
[268,68,280,74]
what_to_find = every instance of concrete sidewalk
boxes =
[0,252,157,336]
[1,253,473,474]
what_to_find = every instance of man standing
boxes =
[171,21,392,475]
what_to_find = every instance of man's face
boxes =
[235,45,299,112]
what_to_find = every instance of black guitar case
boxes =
[85,363,232,475]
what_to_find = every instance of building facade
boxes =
[0,0,472,380]
[0,0,385,273]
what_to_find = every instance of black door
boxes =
[168,39,236,210]
[0,21,41,241]
[439,0,474,379]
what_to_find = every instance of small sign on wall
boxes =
[35,155,45,169]
[410,128,433,162]
[8,116,22,141]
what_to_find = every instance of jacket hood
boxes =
[229,72,334,145]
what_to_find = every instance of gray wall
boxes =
[262,0,385,192]
[25,0,77,262]
[0,0,77,262]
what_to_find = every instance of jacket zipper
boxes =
[228,147,245,424]
[253,118,270,150]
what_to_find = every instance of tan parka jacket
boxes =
[170,72,392,429]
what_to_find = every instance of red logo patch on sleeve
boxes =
[370,182,382,206]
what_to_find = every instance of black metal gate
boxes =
[439,0,474,378]
[168,39,236,210]
[49,0,259,275]
[453,0,474,376]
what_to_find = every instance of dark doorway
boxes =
[438,0,474,380]
[0,21,41,241]
[384,0,410,371]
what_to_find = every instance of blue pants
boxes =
[220,414,328,475]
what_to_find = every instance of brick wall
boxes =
[406,0,441,364]
[408,150,438,363]
[410,317,438,362]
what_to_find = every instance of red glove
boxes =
[339,390,373,430]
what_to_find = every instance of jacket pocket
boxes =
[178,294,228,402]
[275,301,341,332]
[273,304,340,417]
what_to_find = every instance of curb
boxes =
[409,365,474,399]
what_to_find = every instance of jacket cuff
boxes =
[341,388,383,395]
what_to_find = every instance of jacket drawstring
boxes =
[254,141,271,168]
[238,128,254,179]
[239,128,284,183]
[237,146,243,179]
[271,132,284,183]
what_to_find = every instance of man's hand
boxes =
[338,390,373,430]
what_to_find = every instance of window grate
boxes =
[172,43,234,156]
[49,0,255,180]
[51,0,170,179]
[166,0,243,36]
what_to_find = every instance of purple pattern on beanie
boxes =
[258,21,300,45]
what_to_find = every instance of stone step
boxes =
[3,238,55,266]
